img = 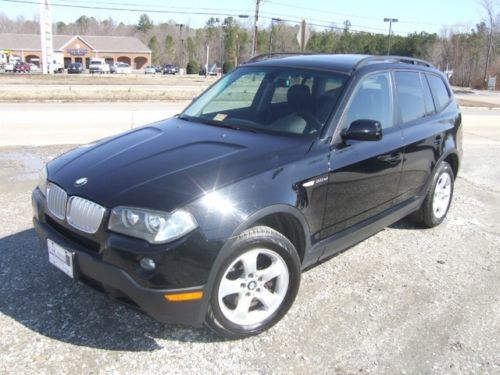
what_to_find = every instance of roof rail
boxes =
[245,52,311,64]
[354,55,434,70]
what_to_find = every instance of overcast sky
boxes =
[0,0,487,35]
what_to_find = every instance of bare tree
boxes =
[480,0,495,83]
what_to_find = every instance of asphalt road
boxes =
[0,102,189,146]
[0,104,498,374]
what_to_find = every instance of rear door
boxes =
[320,71,405,240]
[394,71,448,203]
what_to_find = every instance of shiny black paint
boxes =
[321,126,404,239]
[341,120,382,141]
[33,55,462,326]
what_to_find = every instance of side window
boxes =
[344,72,393,129]
[427,74,451,112]
[394,71,426,123]
[420,73,435,116]
[202,72,265,114]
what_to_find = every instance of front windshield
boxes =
[182,66,348,136]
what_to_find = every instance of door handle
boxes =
[377,153,402,164]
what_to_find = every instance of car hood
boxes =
[48,117,311,212]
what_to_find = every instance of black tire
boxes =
[415,161,454,228]
[205,226,301,339]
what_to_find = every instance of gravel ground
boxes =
[0,138,499,373]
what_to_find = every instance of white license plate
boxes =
[47,239,74,279]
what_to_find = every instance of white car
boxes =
[144,66,156,74]
[4,63,14,72]
[115,62,132,74]
[29,63,40,72]
[89,59,110,74]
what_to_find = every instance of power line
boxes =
[266,0,462,29]
[0,0,254,18]
[54,0,254,15]
[0,0,406,35]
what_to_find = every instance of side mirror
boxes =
[341,119,382,141]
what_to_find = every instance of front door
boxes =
[320,71,404,240]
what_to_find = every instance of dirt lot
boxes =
[0,104,498,373]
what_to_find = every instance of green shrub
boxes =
[222,61,234,74]
[186,60,199,75]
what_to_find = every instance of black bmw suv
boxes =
[32,54,462,338]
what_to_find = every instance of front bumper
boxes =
[32,188,211,326]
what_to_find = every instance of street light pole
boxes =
[383,18,398,55]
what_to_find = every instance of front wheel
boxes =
[415,161,454,227]
[206,226,301,339]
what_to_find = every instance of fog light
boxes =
[140,257,156,271]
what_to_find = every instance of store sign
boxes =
[39,0,53,74]
[67,48,88,56]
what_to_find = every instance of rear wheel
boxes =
[206,226,301,339]
[415,161,454,227]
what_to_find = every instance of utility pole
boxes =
[383,18,398,55]
[176,23,184,69]
[251,0,261,57]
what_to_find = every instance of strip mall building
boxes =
[0,33,151,69]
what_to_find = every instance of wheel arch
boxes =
[443,151,459,178]
[195,205,312,324]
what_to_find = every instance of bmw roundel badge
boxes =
[74,177,88,187]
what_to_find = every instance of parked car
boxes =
[144,65,157,74]
[32,54,462,339]
[67,62,84,74]
[4,62,14,72]
[115,62,132,74]
[162,63,178,75]
[13,62,30,73]
[4,57,21,72]
[28,63,40,72]
[199,64,220,76]
[109,63,117,74]
[155,65,162,73]
[89,58,110,74]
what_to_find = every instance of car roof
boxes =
[244,53,435,74]
[248,54,369,73]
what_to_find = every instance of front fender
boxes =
[190,203,311,325]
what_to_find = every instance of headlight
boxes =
[38,165,48,196]
[108,207,198,244]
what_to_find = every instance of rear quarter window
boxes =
[427,74,451,112]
